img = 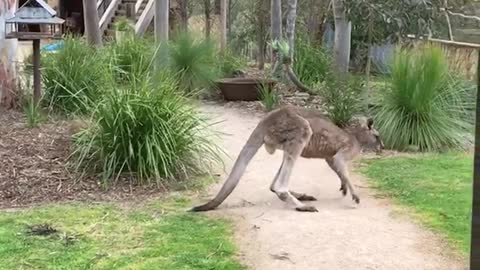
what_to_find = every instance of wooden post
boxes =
[155,0,169,43]
[32,39,41,105]
[126,3,136,20]
[470,49,480,270]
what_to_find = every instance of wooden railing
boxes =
[135,0,145,14]
[135,0,154,35]
[96,0,151,36]
[99,0,121,32]
[97,0,110,20]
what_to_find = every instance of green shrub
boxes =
[216,48,247,78]
[23,96,44,128]
[166,32,219,94]
[104,36,155,82]
[42,36,108,116]
[71,71,224,186]
[293,38,332,87]
[317,74,365,127]
[259,83,279,111]
[371,46,474,152]
[114,16,134,32]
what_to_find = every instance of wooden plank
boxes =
[5,32,61,39]
[135,0,154,35]
[406,34,480,49]
[135,0,144,13]
[99,0,121,32]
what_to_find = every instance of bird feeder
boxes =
[4,0,65,104]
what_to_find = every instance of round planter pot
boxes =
[216,77,277,101]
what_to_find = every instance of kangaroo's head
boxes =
[347,117,384,154]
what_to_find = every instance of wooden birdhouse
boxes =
[5,0,65,40]
[4,0,65,104]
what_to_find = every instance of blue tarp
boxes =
[41,41,64,52]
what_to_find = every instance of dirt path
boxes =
[196,103,466,270]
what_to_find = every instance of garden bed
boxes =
[0,109,165,209]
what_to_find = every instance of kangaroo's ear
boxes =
[367,117,374,130]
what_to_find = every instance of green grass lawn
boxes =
[358,152,473,254]
[0,195,244,270]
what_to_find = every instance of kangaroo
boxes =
[190,105,384,212]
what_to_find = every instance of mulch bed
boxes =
[0,109,165,209]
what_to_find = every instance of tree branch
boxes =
[443,0,453,41]
[285,64,314,93]
[445,9,480,22]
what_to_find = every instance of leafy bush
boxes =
[104,36,155,82]
[371,46,474,152]
[165,32,219,94]
[24,96,44,128]
[293,38,332,87]
[317,74,365,127]
[216,48,247,78]
[258,82,279,111]
[114,16,134,32]
[72,71,223,185]
[42,36,108,116]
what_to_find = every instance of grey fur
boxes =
[190,105,384,212]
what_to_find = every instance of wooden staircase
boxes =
[97,0,154,39]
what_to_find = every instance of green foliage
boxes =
[166,32,218,94]
[72,71,223,186]
[41,36,109,116]
[0,200,245,269]
[23,97,43,128]
[104,36,155,82]
[271,40,290,57]
[293,38,332,87]
[258,83,279,111]
[317,74,365,127]
[114,16,134,32]
[345,0,444,71]
[358,152,473,253]
[228,5,258,55]
[216,48,247,78]
[371,46,474,152]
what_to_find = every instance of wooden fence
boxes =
[405,37,479,81]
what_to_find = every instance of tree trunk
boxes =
[286,0,297,59]
[179,0,188,32]
[282,0,311,92]
[204,0,211,38]
[155,0,169,70]
[316,0,331,43]
[444,0,454,40]
[227,0,234,40]
[364,8,373,110]
[214,0,221,15]
[332,0,351,74]
[83,0,102,47]
[271,0,282,43]
[271,0,282,76]
[220,0,227,52]
[155,0,169,43]
[257,0,269,70]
